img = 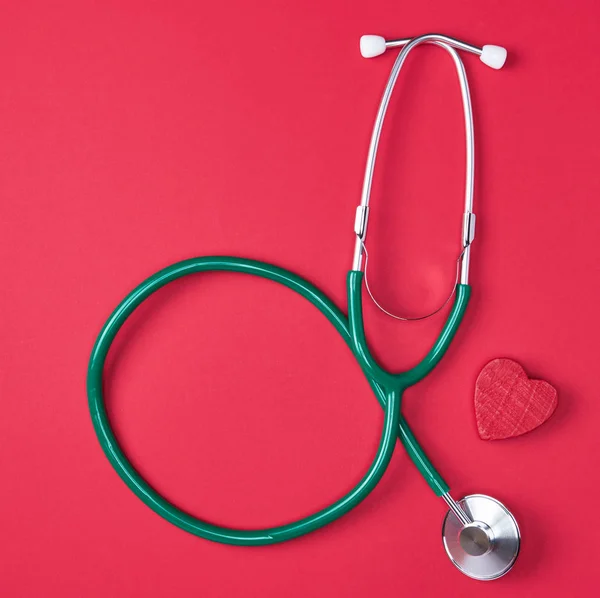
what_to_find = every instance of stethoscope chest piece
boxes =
[442,494,520,580]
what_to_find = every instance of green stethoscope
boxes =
[88,33,520,581]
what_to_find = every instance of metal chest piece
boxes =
[442,494,520,580]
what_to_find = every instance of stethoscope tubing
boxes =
[87,256,468,544]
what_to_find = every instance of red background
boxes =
[2,1,600,596]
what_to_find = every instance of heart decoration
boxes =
[474,358,558,440]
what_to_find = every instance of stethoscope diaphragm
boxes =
[442,494,520,580]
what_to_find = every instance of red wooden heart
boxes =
[475,358,558,440]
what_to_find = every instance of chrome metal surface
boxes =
[459,522,493,556]
[354,205,369,237]
[462,212,476,247]
[386,35,482,56]
[460,211,476,284]
[442,492,473,526]
[352,33,477,302]
[442,494,520,581]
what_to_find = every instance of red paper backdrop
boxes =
[2,1,599,596]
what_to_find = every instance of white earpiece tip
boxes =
[480,45,507,69]
[360,35,387,58]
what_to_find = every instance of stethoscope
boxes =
[88,33,519,581]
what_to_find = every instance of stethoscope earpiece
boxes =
[480,44,508,69]
[360,34,387,58]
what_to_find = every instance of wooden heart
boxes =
[475,358,558,440]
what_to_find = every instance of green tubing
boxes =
[400,284,471,388]
[346,271,470,496]
[88,257,470,544]
[347,271,471,390]
[358,377,450,496]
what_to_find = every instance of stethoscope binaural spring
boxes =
[87,33,519,581]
